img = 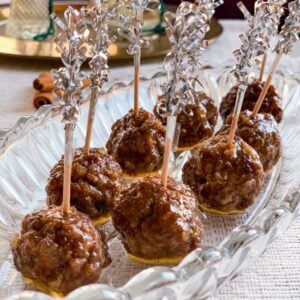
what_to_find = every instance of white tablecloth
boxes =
[0,20,299,299]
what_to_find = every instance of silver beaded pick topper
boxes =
[233,0,286,85]
[160,1,223,117]
[81,1,111,93]
[113,0,160,55]
[274,0,300,55]
[51,7,89,126]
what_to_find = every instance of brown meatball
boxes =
[46,148,123,220]
[182,134,264,213]
[220,110,281,172]
[11,206,111,295]
[220,80,283,123]
[154,93,218,150]
[112,175,204,263]
[106,108,165,177]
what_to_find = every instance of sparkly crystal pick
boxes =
[252,0,300,117]
[228,0,285,145]
[160,1,223,186]
[81,1,111,154]
[51,7,89,213]
[115,0,159,115]
[158,1,222,120]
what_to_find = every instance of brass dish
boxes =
[0,5,223,60]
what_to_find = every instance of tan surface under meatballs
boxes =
[154,93,218,150]
[112,175,204,262]
[46,148,123,221]
[11,206,111,295]
[182,134,264,213]
[220,80,283,123]
[220,110,281,172]
[106,108,165,177]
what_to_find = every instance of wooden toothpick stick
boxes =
[161,116,177,188]
[134,44,141,115]
[62,124,74,213]
[227,85,247,145]
[133,7,143,115]
[253,0,300,117]
[84,89,98,154]
[252,53,282,117]
[227,0,284,145]
[259,52,267,81]
[51,7,89,213]
[83,2,110,154]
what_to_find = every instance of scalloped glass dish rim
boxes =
[0,68,300,300]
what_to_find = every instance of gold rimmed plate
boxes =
[0,5,223,60]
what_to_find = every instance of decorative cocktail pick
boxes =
[116,0,159,115]
[259,1,286,81]
[51,8,88,213]
[253,0,300,117]
[82,1,110,154]
[227,0,284,145]
[160,1,222,119]
[160,1,223,187]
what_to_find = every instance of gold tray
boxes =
[0,6,223,60]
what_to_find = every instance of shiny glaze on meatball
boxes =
[46,148,123,220]
[11,206,111,295]
[112,175,204,262]
[154,93,218,150]
[182,134,265,213]
[220,110,281,172]
[220,80,283,123]
[106,108,165,177]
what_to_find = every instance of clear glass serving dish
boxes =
[0,65,300,300]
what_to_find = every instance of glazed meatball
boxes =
[112,175,204,263]
[11,206,111,295]
[46,148,123,220]
[154,93,218,150]
[220,110,281,172]
[106,108,165,177]
[220,80,283,123]
[182,134,264,213]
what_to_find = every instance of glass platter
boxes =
[0,65,300,300]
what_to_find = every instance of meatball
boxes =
[154,93,218,150]
[220,110,281,172]
[46,148,123,222]
[220,80,283,123]
[182,134,265,214]
[112,175,204,264]
[11,206,111,295]
[106,108,165,177]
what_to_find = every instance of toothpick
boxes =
[227,84,247,145]
[83,2,110,154]
[62,124,74,213]
[161,116,177,188]
[259,52,267,81]
[84,89,98,154]
[252,0,300,118]
[133,7,143,115]
[252,53,281,117]
[228,0,284,145]
[51,7,88,213]
[116,1,159,115]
